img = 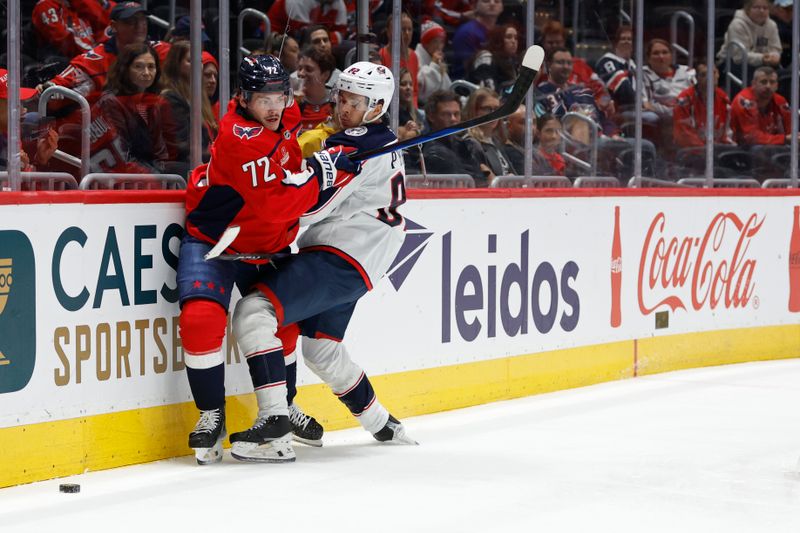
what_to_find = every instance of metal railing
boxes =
[678,177,761,188]
[560,112,600,176]
[574,176,621,188]
[490,175,572,188]
[141,0,176,30]
[724,40,749,96]
[0,172,78,191]
[670,10,695,67]
[79,173,186,190]
[405,174,475,189]
[37,85,91,179]
[237,8,271,67]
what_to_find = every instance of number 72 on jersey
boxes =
[242,156,278,187]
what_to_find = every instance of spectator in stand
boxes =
[416,19,452,105]
[422,90,479,177]
[468,23,521,94]
[159,41,217,171]
[539,20,613,116]
[291,27,339,94]
[642,38,695,150]
[0,70,59,172]
[303,25,334,55]
[379,12,419,105]
[534,113,566,176]
[431,0,474,29]
[771,0,794,65]
[673,62,732,148]
[731,65,791,146]
[538,47,618,137]
[460,87,516,186]
[451,0,503,79]
[264,32,300,74]
[32,0,111,59]
[161,15,212,59]
[295,46,337,134]
[717,0,782,72]
[595,25,638,110]
[503,104,534,174]
[202,51,220,117]
[268,0,348,46]
[88,43,169,174]
[38,2,169,107]
[642,39,695,121]
[398,68,424,141]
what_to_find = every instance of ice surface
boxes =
[2,359,800,533]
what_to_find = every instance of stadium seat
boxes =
[573,176,621,188]
[490,175,572,188]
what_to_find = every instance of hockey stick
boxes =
[213,252,273,261]
[204,225,241,260]
[349,45,545,163]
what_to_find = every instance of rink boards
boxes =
[0,189,798,487]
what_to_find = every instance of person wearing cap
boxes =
[32,0,111,59]
[201,51,220,117]
[416,19,452,105]
[38,2,168,108]
[0,70,58,172]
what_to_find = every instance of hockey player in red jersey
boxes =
[229,62,416,463]
[177,54,360,465]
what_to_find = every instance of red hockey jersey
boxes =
[185,99,319,255]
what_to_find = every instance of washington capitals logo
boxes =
[233,124,263,140]
[385,218,433,291]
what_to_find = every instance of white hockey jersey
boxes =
[299,123,406,290]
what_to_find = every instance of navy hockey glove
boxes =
[307,146,362,190]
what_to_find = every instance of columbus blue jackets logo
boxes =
[345,127,368,136]
[233,124,264,140]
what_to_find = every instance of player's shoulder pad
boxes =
[324,123,397,153]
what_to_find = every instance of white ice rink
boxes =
[2,359,800,533]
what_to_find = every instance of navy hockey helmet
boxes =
[238,54,292,101]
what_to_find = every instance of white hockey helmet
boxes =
[335,61,395,124]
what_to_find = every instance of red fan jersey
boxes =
[730,86,791,146]
[185,99,319,255]
[33,0,110,58]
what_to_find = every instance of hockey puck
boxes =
[59,483,80,493]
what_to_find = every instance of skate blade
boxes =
[231,439,296,463]
[292,434,323,447]
[388,428,419,446]
[194,441,224,465]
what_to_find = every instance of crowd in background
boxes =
[1,0,797,186]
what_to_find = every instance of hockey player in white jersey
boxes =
[228,62,416,462]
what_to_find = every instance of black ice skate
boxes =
[188,408,226,465]
[373,414,418,445]
[229,415,295,463]
[288,403,324,447]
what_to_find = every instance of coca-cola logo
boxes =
[638,212,764,314]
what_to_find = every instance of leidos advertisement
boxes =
[0,195,798,428]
